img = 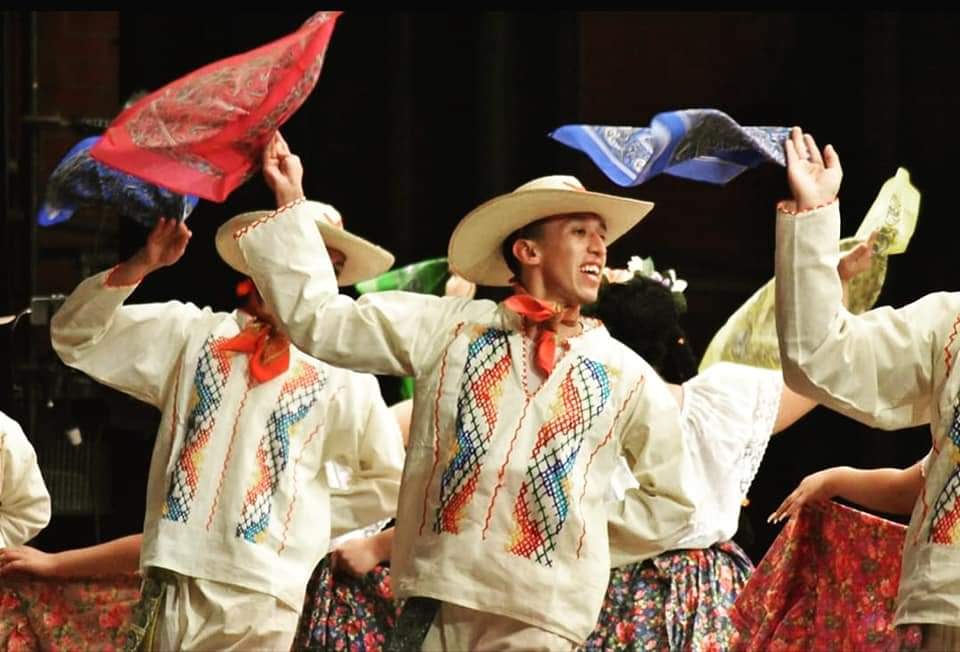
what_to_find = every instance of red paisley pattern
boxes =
[91,12,341,202]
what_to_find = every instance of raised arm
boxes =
[775,127,954,429]
[236,133,485,378]
[50,218,216,408]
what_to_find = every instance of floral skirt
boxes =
[730,501,922,651]
[292,555,400,651]
[0,573,140,651]
[581,541,755,652]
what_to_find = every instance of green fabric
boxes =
[355,257,449,296]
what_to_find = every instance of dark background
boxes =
[0,11,949,563]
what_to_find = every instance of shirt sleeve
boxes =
[775,202,960,430]
[236,201,491,378]
[607,374,697,567]
[50,269,219,408]
[327,375,405,538]
[0,414,51,547]
[673,362,783,548]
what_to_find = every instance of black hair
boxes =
[583,274,697,384]
[500,218,549,279]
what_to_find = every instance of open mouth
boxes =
[580,264,601,278]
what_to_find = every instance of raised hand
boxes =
[262,131,305,207]
[107,217,192,286]
[141,217,192,269]
[784,127,842,212]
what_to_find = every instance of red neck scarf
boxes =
[219,318,290,384]
[503,283,580,376]
[219,279,290,383]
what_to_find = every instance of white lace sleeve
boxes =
[675,362,783,548]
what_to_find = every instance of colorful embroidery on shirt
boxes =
[236,361,326,543]
[928,391,960,544]
[944,314,960,377]
[929,465,960,545]
[419,322,464,536]
[508,356,611,566]
[575,375,641,557]
[163,335,232,523]
[433,327,511,534]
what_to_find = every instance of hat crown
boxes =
[513,175,586,194]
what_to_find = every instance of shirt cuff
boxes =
[776,196,839,216]
[233,197,307,240]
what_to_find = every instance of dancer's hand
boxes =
[0,545,60,577]
[838,230,878,283]
[332,536,383,577]
[768,468,840,524]
[108,217,192,286]
[783,126,842,213]
[263,131,305,207]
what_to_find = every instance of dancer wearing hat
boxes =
[229,132,695,650]
[774,126,960,650]
[48,188,404,649]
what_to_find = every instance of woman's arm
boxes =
[0,533,142,578]
[769,461,923,523]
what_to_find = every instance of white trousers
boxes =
[152,573,300,652]
[421,601,578,652]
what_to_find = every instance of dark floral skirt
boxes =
[292,555,401,652]
[581,541,754,652]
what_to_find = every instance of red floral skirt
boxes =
[0,573,140,651]
[730,501,922,651]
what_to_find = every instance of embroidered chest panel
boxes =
[434,327,512,534]
[236,360,327,543]
[163,334,233,523]
[924,314,960,545]
[161,333,329,545]
[508,357,612,566]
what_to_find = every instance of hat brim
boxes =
[447,188,654,286]
[216,201,395,287]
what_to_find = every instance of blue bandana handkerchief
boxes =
[550,109,790,186]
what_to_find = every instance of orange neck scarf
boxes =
[503,283,580,376]
[219,279,290,383]
[219,318,290,384]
